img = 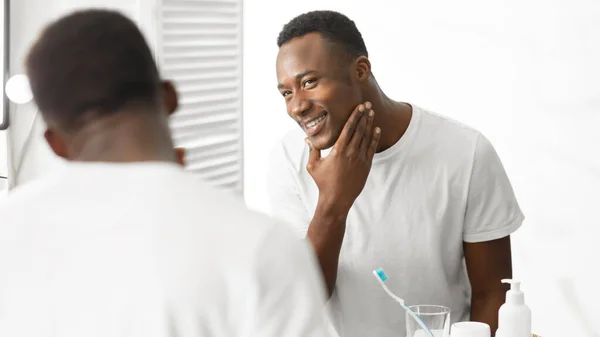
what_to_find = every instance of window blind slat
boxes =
[158,0,243,193]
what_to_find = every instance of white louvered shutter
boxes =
[155,0,244,193]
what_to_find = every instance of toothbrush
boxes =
[373,268,435,337]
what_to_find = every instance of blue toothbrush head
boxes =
[375,268,388,281]
[372,267,434,337]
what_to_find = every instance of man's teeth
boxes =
[306,115,326,128]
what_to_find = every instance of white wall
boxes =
[244,1,600,336]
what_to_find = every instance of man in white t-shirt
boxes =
[270,10,524,337]
[0,9,332,337]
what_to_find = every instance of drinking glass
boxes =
[406,305,451,337]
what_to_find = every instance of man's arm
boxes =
[305,203,348,297]
[268,102,379,298]
[464,236,513,333]
[462,133,525,334]
[267,154,344,297]
[303,102,379,297]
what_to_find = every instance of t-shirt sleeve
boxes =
[266,143,311,237]
[463,133,525,243]
[249,224,333,337]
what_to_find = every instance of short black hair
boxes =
[277,10,368,59]
[26,9,160,132]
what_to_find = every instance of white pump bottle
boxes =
[496,279,531,337]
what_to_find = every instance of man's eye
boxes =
[282,90,292,97]
[303,79,316,87]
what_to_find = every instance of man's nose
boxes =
[290,93,313,118]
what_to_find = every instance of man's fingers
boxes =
[366,127,381,160]
[336,103,366,149]
[359,107,375,154]
[306,138,321,172]
[174,147,186,166]
[348,102,371,153]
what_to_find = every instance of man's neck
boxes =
[68,110,177,164]
[362,83,412,153]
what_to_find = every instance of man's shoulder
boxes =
[413,106,486,160]
[269,128,308,172]
[394,105,495,174]
[278,127,307,156]
[190,188,310,274]
[181,177,298,244]
[418,106,482,141]
[0,174,59,217]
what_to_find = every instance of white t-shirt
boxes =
[0,161,332,337]
[268,105,525,337]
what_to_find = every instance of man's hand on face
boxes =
[305,101,380,216]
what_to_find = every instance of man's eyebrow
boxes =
[278,70,318,89]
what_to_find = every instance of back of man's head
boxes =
[26,9,161,133]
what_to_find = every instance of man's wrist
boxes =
[315,196,350,223]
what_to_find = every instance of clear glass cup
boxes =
[406,305,451,337]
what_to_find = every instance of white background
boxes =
[4,0,600,335]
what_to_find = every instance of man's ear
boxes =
[174,147,186,167]
[354,56,372,83]
[44,128,69,160]
[162,80,179,116]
